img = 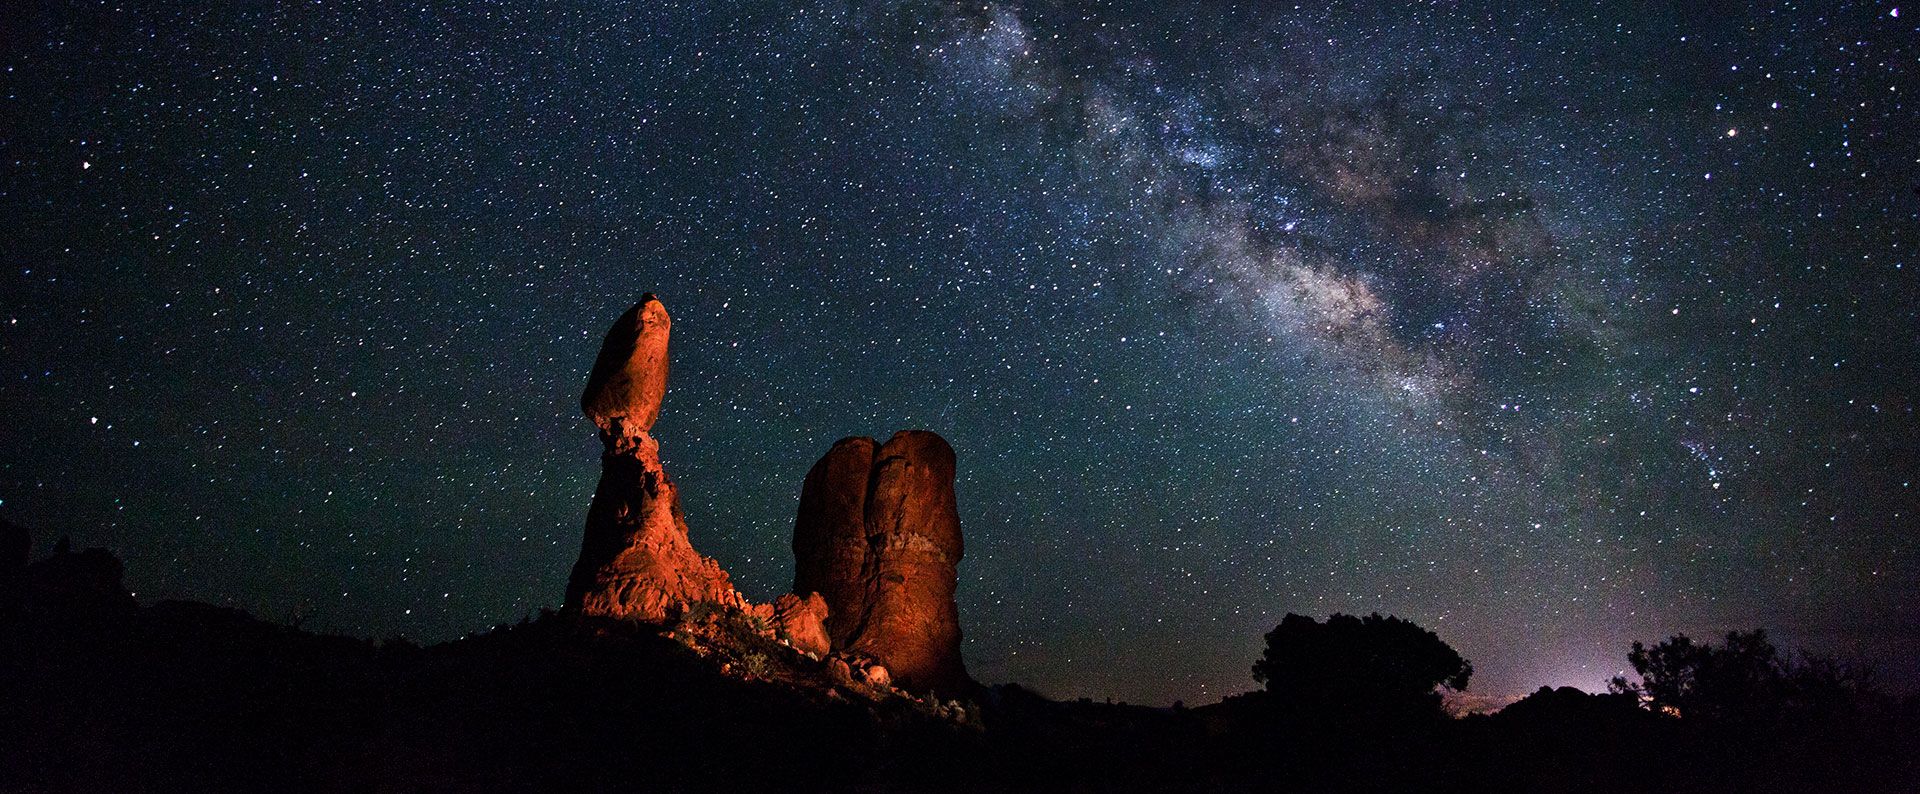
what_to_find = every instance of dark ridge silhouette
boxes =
[4,538,1915,791]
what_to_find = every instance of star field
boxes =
[3,1,1917,704]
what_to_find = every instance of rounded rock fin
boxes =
[792,435,879,646]
[791,428,972,694]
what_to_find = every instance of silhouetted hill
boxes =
[2,544,988,791]
[4,543,1917,792]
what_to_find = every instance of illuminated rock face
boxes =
[771,592,832,657]
[580,297,671,440]
[564,299,970,689]
[565,296,742,621]
[792,431,970,694]
[791,437,879,643]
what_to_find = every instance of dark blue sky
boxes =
[4,0,1916,704]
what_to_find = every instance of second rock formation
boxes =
[792,431,970,694]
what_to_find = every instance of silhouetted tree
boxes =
[1609,629,1877,725]
[1252,612,1471,719]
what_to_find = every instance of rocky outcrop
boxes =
[792,431,969,694]
[791,437,878,641]
[771,592,831,657]
[562,297,971,693]
[565,295,743,621]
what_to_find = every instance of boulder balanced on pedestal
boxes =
[565,295,741,620]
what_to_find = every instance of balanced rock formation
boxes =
[792,431,969,693]
[565,295,742,620]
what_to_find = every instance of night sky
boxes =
[4,1,1917,705]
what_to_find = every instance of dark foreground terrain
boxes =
[5,544,1916,792]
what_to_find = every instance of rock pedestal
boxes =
[792,431,969,693]
[564,295,741,620]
